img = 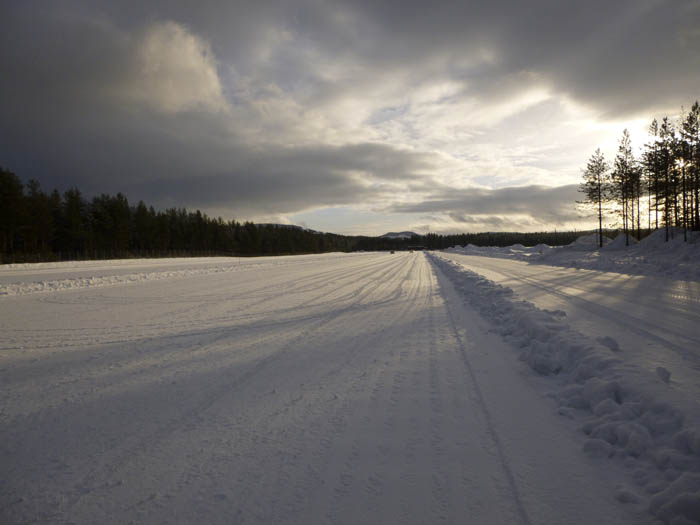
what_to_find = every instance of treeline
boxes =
[1,167,592,263]
[580,100,700,247]
[354,231,582,251]
[0,168,355,263]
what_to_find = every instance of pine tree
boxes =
[659,117,676,241]
[680,102,699,232]
[642,119,661,230]
[612,129,636,245]
[579,148,610,248]
[0,168,25,257]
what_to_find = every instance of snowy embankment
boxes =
[445,228,700,281]
[431,252,700,524]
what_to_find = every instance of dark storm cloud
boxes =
[1,0,698,227]
[0,5,431,214]
[131,142,432,215]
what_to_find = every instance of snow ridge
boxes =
[430,253,700,524]
[0,265,244,296]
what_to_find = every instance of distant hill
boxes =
[380,231,418,239]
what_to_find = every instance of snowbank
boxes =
[540,229,700,280]
[431,253,700,524]
[567,232,613,250]
[446,229,700,281]
[445,243,547,260]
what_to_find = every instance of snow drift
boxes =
[445,229,700,281]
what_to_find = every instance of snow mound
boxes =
[566,233,613,250]
[431,253,700,524]
[444,243,555,262]
[445,228,700,281]
[604,234,639,251]
[640,227,691,249]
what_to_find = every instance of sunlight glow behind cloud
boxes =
[124,22,230,114]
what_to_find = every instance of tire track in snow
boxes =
[267,254,426,524]
[57,254,413,520]
[429,255,532,525]
[426,270,451,523]
[2,254,398,351]
[247,254,423,523]
[0,257,410,422]
[1,254,407,406]
[390,257,439,524]
[314,254,459,525]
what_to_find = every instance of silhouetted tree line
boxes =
[580,100,700,246]
[0,169,355,263]
[354,230,582,251]
[1,168,591,263]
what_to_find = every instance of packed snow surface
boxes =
[1,250,698,523]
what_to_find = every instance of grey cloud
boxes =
[446,215,533,230]
[134,169,368,217]
[1,1,697,231]
[22,0,696,117]
[390,185,581,224]
[324,0,700,117]
[0,6,434,219]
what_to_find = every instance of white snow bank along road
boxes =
[1,253,644,524]
[445,228,700,281]
[430,253,700,525]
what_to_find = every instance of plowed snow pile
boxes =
[445,229,700,281]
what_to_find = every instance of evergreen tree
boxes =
[579,148,610,248]
[25,179,53,254]
[659,117,676,240]
[0,168,25,254]
[680,102,700,232]
[611,129,636,245]
[62,188,88,256]
[642,119,661,230]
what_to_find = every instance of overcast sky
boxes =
[2,1,699,234]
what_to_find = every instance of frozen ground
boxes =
[0,250,697,523]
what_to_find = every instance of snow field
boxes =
[1,252,647,524]
[431,252,700,524]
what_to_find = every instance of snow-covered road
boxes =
[0,253,665,523]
